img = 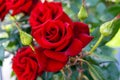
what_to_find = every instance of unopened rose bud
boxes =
[100,20,113,36]
[100,15,120,37]
[78,4,88,21]
[19,30,33,45]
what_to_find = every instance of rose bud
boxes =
[19,30,33,45]
[12,47,47,80]
[100,20,113,36]
[100,16,120,37]
[78,4,88,21]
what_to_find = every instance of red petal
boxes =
[45,59,67,72]
[35,47,48,75]
[44,50,68,62]
[73,22,89,35]
[78,34,93,47]
[65,39,83,56]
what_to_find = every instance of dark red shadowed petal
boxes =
[44,50,68,62]
[73,22,89,36]
[35,47,48,75]
[21,0,32,13]
[45,59,68,72]
[65,39,83,56]
[78,34,93,47]
[56,12,73,28]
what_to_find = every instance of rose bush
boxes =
[0,0,120,80]
[6,0,39,16]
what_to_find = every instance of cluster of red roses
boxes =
[0,0,93,80]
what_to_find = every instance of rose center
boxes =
[45,27,61,43]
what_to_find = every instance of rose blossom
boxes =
[12,46,47,80]
[31,21,93,72]
[29,2,72,30]
[0,0,8,21]
[6,0,39,16]
[29,1,93,72]
[32,20,93,56]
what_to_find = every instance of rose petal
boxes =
[44,50,68,62]
[21,0,32,13]
[56,12,73,27]
[35,47,48,75]
[78,34,93,47]
[73,22,89,36]
[45,59,67,72]
[65,39,83,56]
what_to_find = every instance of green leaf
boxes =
[88,63,119,80]
[86,46,117,65]
[107,5,120,16]
[0,31,9,44]
[106,28,120,47]
[0,45,4,62]
[86,0,99,7]
[96,2,106,14]
[37,77,43,80]
[70,67,78,80]
[0,61,2,66]
[96,54,116,62]
[88,54,117,65]
[88,64,105,80]
[0,38,8,43]
[101,63,119,80]
[53,74,65,80]
[11,71,15,78]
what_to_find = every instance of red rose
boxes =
[29,2,65,29]
[12,47,47,80]
[0,0,8,21]
[31,21,93,72]
[32,20,93,56]
[33,20,73,51]
[29,1,93,72]
[6,0,39,16]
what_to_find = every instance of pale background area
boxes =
[0,52,15,80]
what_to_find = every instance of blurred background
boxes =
[0,0,120,80]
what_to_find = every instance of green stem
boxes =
[15,21,21,32]
[61,69,67,78]
[80,73,83,80]
[78,59,88,64]
[9,14,35,52]
[9,14,21,31]
[83,75,89,80]
[29,44,35,52]
[88,35,104,55]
